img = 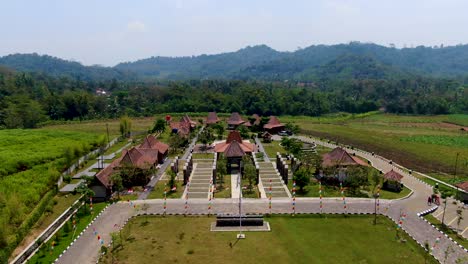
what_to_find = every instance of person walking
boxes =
[427,196,432,206]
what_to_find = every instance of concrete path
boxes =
[138,158,172,200]
[231,174,241,199]
[254,137,270,161]
[181,127,204,160]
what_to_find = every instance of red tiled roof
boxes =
[322,147,367,167]
[95,157,122,188]
[226,130,243,143]
[224,140,246,158]
[227,112,245,125]
[139,135,169,154]
[456,181,468,192]
[206,112,220,124]
[263,116,284,129]
[181,115,196,128]
[120,147,157,169]
[215,131,255,153]
[384,170,404,182]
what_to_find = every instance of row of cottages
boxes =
[170,114,196,137]
[214,130,256,172]
[92,135,169,201]
[321,147,404,191]
[209,112,285,134]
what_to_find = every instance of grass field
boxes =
[282,113,468,183]
[101,215,436,264]
[0,129,101,261]
[147,180,185,199]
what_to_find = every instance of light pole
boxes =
[374,189,380,225]
[237,171,245,239]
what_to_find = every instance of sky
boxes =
[1,0,468,66]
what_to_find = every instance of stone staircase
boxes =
[186,159,213,199]
[258,161,290,198]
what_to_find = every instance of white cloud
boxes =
[126,20,147,33]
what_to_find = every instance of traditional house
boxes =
[92,158,122,201]
[227,112,246,130]
[262,131,272,143]
[206,112,220,125]
[214,130,256,172]
[139,135,169,163]
[263,116,285,134]
[383,169,404,192]
[170,114,196,137]
[322,147,368,168]
[92,136,167,201]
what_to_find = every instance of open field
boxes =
[282,113,468,183]
[0,129,101,262]
[101,215,435,264]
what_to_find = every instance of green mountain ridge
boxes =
[1,42,468,81]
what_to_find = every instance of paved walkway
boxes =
[138,158,172,200]
[181,127,204,160]
[55,135,468,264]
[254,137,270,161]
[231,173,241,199]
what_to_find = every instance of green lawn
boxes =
[262,141,286,158]
[28,202,107,264]
[241,177,260,198]
[192,153,215,159]
[147,180,185,199]
[214,175,231,198]
[100,215,436,264]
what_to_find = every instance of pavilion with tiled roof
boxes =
[322,147,368,168]
[214,130,256,172]
[206,112,220,125]
[383,169,404,192]
[227,112,246,129]
[455,182,468,202]
[251,114,261,126]
[263,116,285,134]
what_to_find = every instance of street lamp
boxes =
[237,169,245,239]
[374,187,380,225]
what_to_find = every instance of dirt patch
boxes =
[392,122,468,131]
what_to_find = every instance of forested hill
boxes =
[114,42,468,80]
[2,43,468,81]
[0,53,136,81]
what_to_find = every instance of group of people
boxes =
[427,194,440,206]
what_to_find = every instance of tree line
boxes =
[0,70,467,129]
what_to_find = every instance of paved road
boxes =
[181,127,204,160]
[56,135,468,264]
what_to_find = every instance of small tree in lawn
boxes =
[213,123,225,140]
[152,118,166,134]
[111,173,124,199]
[167,170,177,191]
[216,155,227,188]
[293,167,311,193]
[199,128,214,152]
[243,160,257,192]
[119,116,132,138]
[456,206,464,231]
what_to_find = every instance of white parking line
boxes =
[434,210,444,217]
[461,227,468,235]
[447,216,458,226]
